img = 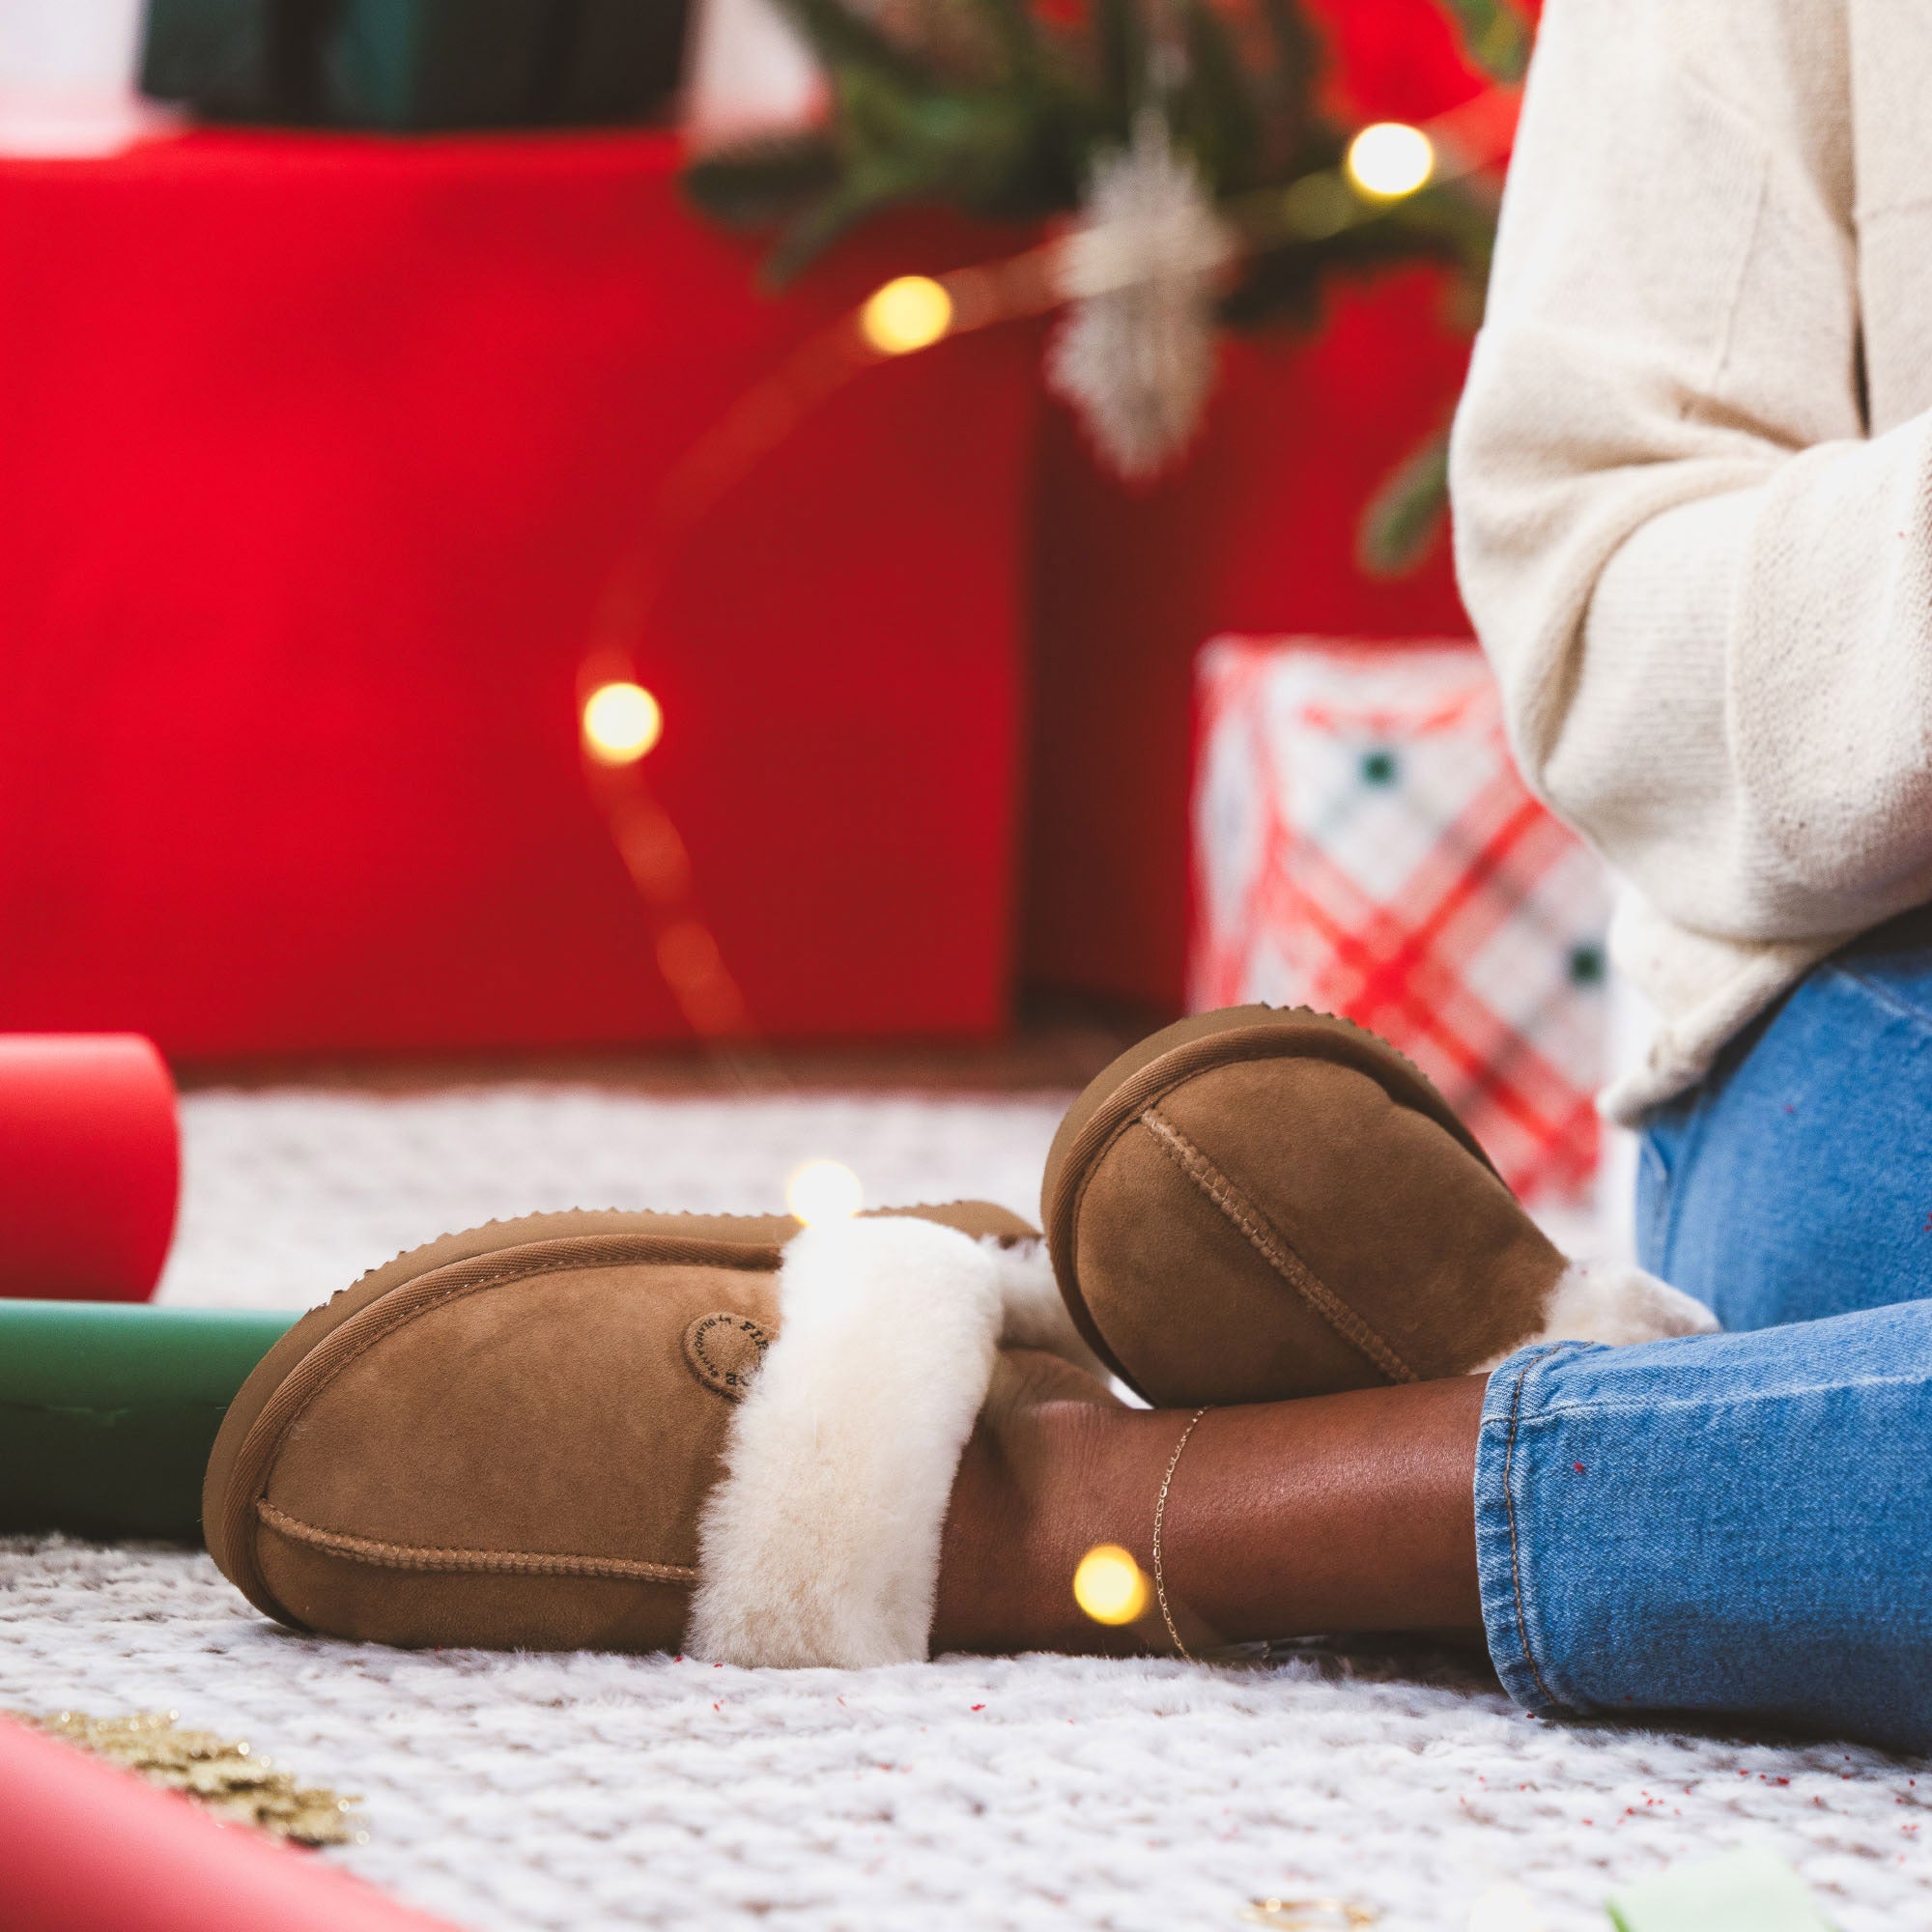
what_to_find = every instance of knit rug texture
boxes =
[1,1085,1924,1931]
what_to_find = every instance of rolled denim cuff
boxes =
[1473,1340,1597,1717]
[1470,1307,1932,1750]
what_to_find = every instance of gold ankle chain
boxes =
[1151,1406,1208,1662]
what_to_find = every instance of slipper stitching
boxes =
[1138,1104,1418,1384]
[255,1501,698,1584]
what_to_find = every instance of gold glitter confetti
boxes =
[12,1710,359,1847]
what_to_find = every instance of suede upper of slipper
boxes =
[203,1201,1072,1663]
[1043,1007,1715,1409]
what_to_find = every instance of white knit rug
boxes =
[1,1086,1925,1931]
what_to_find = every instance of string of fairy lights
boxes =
[576,103,1472,1063]
[576,664,867,1225]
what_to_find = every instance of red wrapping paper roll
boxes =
[0,1715,460,1932]
[0,1035,179,1301]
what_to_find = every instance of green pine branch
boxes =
[682,133,842,229]
[679,0,1521,504]
[1436,0,1531,82]
[1358,426,1452,577]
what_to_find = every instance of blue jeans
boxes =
[1474,908,1932,1753]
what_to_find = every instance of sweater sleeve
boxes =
[1450,0,1932,946]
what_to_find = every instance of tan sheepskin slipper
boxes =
[1042,1007,1717,1409]
[203,1203,1093,1664]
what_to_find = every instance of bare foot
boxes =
[931,1350,1176,1655]
[931,1360,1488,1657]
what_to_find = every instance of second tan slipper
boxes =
[1042,1006,1717,1409]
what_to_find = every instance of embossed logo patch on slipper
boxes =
[682,1313,772,1402]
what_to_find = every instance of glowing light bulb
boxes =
[1467,1884,1544,1932]
[860,275,954,355]
[582,681,663,764]
[786,1158,863,1226]
[1346,122,1435,199]
[1072,1543,1151,1626]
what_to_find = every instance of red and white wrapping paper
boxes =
[1190,638,1612,1208]
[0,1714,459,1932]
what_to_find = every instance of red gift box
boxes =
[1022,0,1517,1016]
[0,131,1038,1057]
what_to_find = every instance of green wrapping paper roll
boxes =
[0,1302,295,1541]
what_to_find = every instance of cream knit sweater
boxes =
[1450,0,1932,1122]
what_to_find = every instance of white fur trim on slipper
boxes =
[989,1235,1108,1378]
[1477,1261,1720,1371]
[688,1216,1009,1668]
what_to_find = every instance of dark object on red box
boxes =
[324,0,555,128]
[326,0,692,129]
[546,2,691,129]
[140,0,298,123]
[0,133,1037,1058]
[0,1714,461,1932]
[0,1037,179,1302]
[141,0,690,130]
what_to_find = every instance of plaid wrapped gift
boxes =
[1190,638,1612,1208]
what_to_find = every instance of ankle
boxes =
[1014,1401,1182,1655]
[933,1370,1184,1656]
[936,1373,1487,1659]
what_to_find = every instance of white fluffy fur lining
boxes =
[989,1236,1109,1378]
[689,1218,1082,1668]
[1475,1261,1720,1371]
